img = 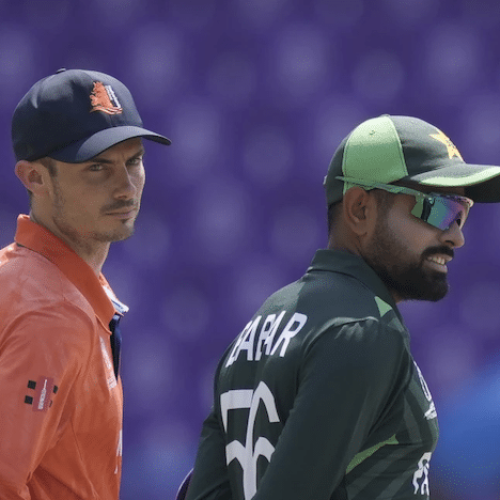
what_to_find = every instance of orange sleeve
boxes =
[0,303,93,499]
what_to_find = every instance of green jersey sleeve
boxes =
[186,319,410,500]
[245,320,409,500]
[185,408,232,500]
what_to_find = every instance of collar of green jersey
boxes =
[308,249,403,322]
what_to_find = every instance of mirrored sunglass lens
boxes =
[426,197,468,229]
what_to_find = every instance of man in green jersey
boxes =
[181,115,500,500]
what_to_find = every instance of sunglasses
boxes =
[335,177,474,230]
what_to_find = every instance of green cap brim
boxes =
[409,165,500,202]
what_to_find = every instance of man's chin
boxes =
[398,275,449,302]
[93,226,135,243]
[378,266,450,302]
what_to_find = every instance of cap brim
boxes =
[48,125,171,163]
[406,163,500,203]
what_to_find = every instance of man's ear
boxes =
[15,160,47,195]
[342,186,378,237]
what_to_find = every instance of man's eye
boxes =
[89,164,104,172]
[454,214,464,228]
[129,157,143,167]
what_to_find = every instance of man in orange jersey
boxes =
[0,69,170,499]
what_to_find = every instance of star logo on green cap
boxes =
[430,129,463,160]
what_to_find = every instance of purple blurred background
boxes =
[1,0,500,498]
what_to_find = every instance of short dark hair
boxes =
[327,201,342,237]
[38,157,58,177]
[327,188,396,238]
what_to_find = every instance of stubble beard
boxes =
[364,216,450,302]
[51,179,136,254]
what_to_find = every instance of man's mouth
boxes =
[425,254,452,272]
[106,209,136,219]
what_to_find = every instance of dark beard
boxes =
[364,218,453,302]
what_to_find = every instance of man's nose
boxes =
[440,220,465,249]
[114,166,138,199]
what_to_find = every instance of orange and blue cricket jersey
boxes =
[0,215,126,499]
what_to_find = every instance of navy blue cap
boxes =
[12,68,171,163]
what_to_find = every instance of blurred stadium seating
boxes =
[1,0,499,498]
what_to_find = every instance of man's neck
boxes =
[30,212,110,276]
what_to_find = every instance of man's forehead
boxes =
[87,138,144,162]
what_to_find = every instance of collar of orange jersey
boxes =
[14,214,116,330]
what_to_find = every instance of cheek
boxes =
[388,209,436,253]
[135,172,146,196]
[58,187,104,216]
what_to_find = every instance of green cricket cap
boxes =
[324,114,500,204]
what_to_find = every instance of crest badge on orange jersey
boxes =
[90,81,123,115]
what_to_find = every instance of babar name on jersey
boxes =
[226,311,308,367]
